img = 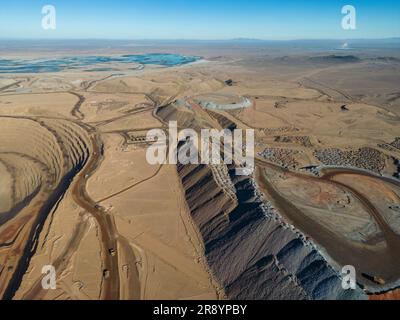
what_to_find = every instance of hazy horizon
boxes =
[1,37,400,41]
[1,0,399,40]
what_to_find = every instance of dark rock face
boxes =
[177,163,367,300]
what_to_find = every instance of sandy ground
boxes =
[0,44,399,299]
[0,161,12,212]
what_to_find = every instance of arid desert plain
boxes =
[0,40,400,300]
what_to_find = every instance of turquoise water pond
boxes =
[0,53,200,73]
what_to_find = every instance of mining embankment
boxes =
[177,161,367,300]
[0,117,92,299]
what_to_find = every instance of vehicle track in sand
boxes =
[69,92,85,120]
[0,88,124,299]
[2,79,256,299]
[20,213,91,300]
[0,80,23,92]
[97,164,163,204]
[66,123,130,300]
[255,157,400,292]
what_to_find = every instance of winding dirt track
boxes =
[21,214,91,299]
[0,75,216,300]
[0,82,125,299]
[321,170,400,246]
[70,131,121,300]
[97,164,163,203]
[255,157,400,291]
[0,116,120,299]
[69,92,85,120]
[63,87,164,299]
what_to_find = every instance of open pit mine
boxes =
[0,48,400,300]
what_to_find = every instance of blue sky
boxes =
[0,0,399,39]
